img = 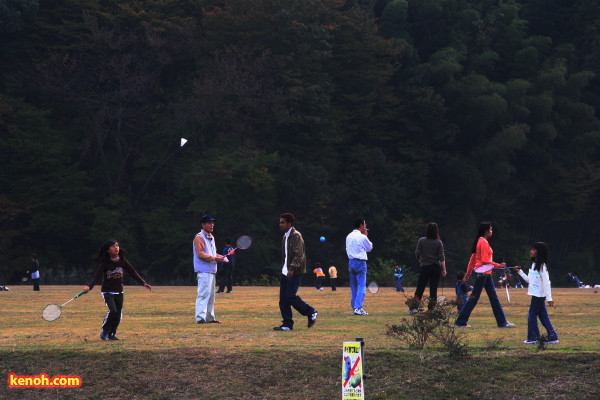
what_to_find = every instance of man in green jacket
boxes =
[274,213,318,331]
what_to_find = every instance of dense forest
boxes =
[1,0,599,287]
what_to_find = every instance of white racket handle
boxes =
[61,298,75,307]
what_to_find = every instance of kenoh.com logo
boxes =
[8,372,82,389]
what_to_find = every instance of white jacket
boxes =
[517,263,553,301]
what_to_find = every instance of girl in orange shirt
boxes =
[455,222,515,328]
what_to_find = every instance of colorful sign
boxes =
[342,341,364,399]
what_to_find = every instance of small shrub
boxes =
[478,333,505,351]
[535,334,549,351]
[404,295,425,313]
[387,298,468,355]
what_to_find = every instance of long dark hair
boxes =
[93,240,127,264]
[531,242,549,272]
[470,222,492,254]
[425,222,440,240]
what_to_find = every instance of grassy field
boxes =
[1,284,600,399]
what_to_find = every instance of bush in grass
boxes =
[535,334,549,351]
[387,296,468,355]
[478,333,505,351]
[404,295,423,313]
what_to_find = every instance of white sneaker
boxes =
[407,309,418,315]
[318,288,323,291]
[523,340,537,344]
[499,322,516,328]
[308,310,317,328]
[353,308,369,316]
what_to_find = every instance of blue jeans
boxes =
[348,259,367,309]
[528,296,558,341]
[279,274,314,328]
[455,273,508,327]
[395,278,405,292]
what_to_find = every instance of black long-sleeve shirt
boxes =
[30,259,39,274]
[87,257,146,293]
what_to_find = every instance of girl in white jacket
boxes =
[515,242,558,344]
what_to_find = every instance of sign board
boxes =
[342,341,364,399]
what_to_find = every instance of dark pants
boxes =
[102,293,124,334]
[279,274,314,329]
[456,273,508,327]
[218,267,234,292]
[314,276,324,289]
[527,296,558,341]
[32,279,40,291]
[414,264,442,309]
[330,278,337,291]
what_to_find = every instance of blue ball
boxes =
[320,236,326,242]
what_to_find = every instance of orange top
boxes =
[314,268,325,277]
[466,237,500,275]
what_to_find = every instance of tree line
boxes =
[1,0,598,287]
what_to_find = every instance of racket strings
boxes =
[236,235,252,250]
[367,281,379,294]
[42,305,62,321]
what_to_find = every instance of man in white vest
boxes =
[194,214,225,324]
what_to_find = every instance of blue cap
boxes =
[200,215,216,223]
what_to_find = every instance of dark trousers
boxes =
[102,293,124,334]
[279,274,314,329]
[414,264,442,309]
[218,267,234,292]
[527,296,558,341]
[330,278,337,291]
[32,279,40,291]
[456,273,508,327]
[314,276,324,289]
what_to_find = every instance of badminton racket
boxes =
[223,235,252,256]
[503,267,511,303]
[438,274,445,303]
[367,281,379,294]
[42,291,86,322]
[474,264,518,273]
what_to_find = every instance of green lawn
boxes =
[1,285,600,399]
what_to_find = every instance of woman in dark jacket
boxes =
[410,222,446,313]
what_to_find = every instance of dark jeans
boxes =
[330,278,337,291]
[279,274,314,328]
[218,267,234,292]
[414,264,442,309]
[314,276,324,289]
[455,273,508,327]
[32,278,40,291]
[102,292,124,334]
[527,296,558,341]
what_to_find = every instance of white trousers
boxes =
[195,272,216,322]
